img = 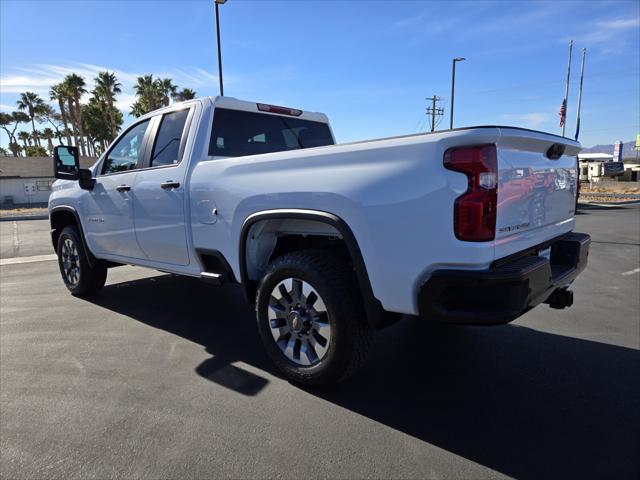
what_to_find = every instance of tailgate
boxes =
[494,128,580,259]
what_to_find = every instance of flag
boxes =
[559,100,566,128]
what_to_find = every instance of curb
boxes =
[579,200,640,207]
[0,215,48,222]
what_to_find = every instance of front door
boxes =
[84,119,151,259]
[132,107,193,266]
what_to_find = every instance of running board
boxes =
[200,271,223,285]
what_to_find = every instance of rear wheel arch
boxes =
[238,209,390,328]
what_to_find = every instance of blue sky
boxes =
[1,0,638,149]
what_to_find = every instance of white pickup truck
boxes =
[49,96,590,386]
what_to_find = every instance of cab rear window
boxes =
[209,108,334,157]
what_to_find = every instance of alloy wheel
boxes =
[61,238,80,287]
[268,278,332,366]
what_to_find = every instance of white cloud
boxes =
[0,73,61,94]
[389,2,498,42]
[501,112,552,128]
[595,18,640,30]
[0,104,14,112]
[569,16,640,54]
[0,62,226,113]
[114,93,138,112]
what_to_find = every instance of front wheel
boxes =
[57,226,107,296]
[255,250,373,386]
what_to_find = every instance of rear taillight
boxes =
[444,144,497,241]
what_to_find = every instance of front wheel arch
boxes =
[50,206,96,267]
[56,225,107,296]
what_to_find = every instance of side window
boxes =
[150,109,190,167]
[102,120,150,175]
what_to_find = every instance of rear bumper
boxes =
[418,232,590,325]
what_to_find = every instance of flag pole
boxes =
[574,48,586,142]
[561,40,573,137]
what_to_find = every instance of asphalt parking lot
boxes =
[1,204,639,480]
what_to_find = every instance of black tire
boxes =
[255,249,373,386]
[56,225,107,296]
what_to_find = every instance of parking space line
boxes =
[621,268,640,276]
[0,254,58,266]
[13,221,19,254]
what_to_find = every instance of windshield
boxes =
[209,108,334,157]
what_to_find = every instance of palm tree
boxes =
[83,96,119,156]
[42,128,55,155]
[129,101,146,118]
[61,127,73,145]
[16,91,46,148]
[132,75,162,116]
[32,129,42,147]
[50,83,73,145]
[94,71,121,140]
[60,81,81,149]
[18,131,31,151]
[63,74,88,156]
[173,88,197,102]
[157,78,177,107]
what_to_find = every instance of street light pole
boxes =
[450,57,465,130]
[214,0,226,96]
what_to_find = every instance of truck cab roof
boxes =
[209,96,331,125]
[129,96,331,127]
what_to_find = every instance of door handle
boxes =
[116,184,131,192]
[160,180,180,190]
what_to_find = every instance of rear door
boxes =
[494,128,580,258]
[132,106,194,266]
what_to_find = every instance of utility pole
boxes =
[214,0,227,96]
[426,96,444,132]
[450,57,466,130]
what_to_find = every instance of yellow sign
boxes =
[636,134,640,149]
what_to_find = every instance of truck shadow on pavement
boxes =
[88,273,639,480]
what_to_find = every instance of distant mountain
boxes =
[581,140,637,158]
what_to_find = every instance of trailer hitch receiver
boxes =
[545,288,574,309]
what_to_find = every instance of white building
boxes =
[577,152,640,183]
[0,156,96,206]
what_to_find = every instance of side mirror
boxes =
[53,145,79,180]
[53,145,95,190]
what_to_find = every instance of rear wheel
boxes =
[57,226,107,296]
[255,250,372,386]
